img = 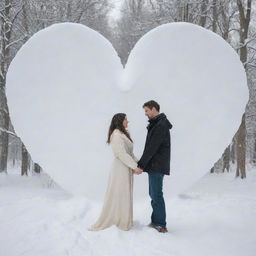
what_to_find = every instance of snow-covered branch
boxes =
[0,127,18,138]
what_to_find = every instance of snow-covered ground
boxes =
[1,169,255,256]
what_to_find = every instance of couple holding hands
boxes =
[90,100,172,233]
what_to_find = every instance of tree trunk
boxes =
[223,146,230,172]
[0,0,12,173]
[237,0,251,66]
[184,4,189,22]
[253,135,256,165]
[230,140,236,164]
[212,0,218,33]
[21,143,29,176]
[199,0,208,27]
[236,114,246,178]
[0,86,10,173]
[0,131,9,173]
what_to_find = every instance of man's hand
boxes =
[133,168,143,175]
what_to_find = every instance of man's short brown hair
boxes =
[143,100,160,112]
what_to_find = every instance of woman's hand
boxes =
[133,168,143,175]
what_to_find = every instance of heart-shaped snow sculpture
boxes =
[121,23,248,196]
[6,22,248,200]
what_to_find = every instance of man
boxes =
[135,100,172,233]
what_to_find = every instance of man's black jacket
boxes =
[138,113,172,175]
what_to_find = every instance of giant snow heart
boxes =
[6,22,248,200]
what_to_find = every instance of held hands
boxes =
[133,168,143,175]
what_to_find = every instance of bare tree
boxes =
[21,143,29,175]
[236,114,246,178]
[0,0,26,173]
[236,0,252,67]
[222,145,231,172]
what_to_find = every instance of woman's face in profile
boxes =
[122,116,129,129]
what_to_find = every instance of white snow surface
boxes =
[0,169,256,256]
[6,22,248,200]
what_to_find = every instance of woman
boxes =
[89,113,141,231]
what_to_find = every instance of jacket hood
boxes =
[148,113,173,129]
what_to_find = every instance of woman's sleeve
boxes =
[131,152,139,163]
[111,132,138,170]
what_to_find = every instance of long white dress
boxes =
[90,129,138,231]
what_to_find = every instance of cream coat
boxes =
[90,129,138,231]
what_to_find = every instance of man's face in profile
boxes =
[144,107,155,119]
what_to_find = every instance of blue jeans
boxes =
[148,172,166,228]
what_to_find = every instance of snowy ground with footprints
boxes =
[1,168,256,256]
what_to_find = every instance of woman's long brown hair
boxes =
[107,113,133,144]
